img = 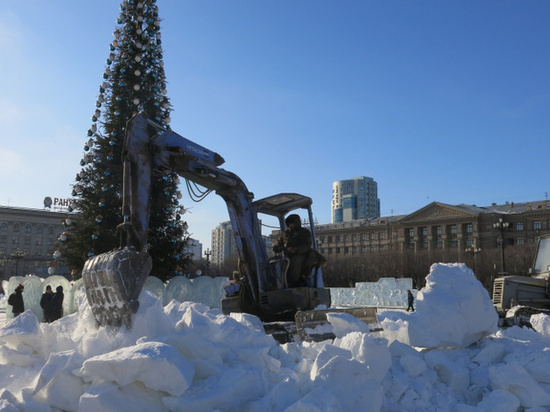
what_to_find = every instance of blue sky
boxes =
[1,1,549,250]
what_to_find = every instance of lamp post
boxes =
[11,250,26,277]
[493,217,510,275]
[465,246,482,274]
[204,248,211,277]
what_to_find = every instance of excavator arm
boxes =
[82,113,273,326]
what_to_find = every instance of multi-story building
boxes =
[317,200,550,259]
[0,206,69,279]
[332,176,380,223]
[211,221,238,266]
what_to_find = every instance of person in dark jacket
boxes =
[40,285,55,323]
[273,214,312,287]
[8,284,25,317]
[407,290,415,312]
[49,286,64,322]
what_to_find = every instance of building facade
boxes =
[317,200,550,260]
[0,206,69,279]
[332,176,380,223]
[211,221,238,266]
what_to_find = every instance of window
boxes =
[48,225,55,235]
[466,224,473,233]
[344,247,349,254]
[379,232,386,240]
[517,237,525,245]
[24,224,31,233]
[24,237,30,246]
[370,233,378,240]
[534,221,542,230]
[449,225,457,235]
[436,239,443,248]
[422,240,428,249]
[12,237,19,244]
[0,222,7,232]
[328,236,332,243]
[0,236,6,244]
[36,225,43,234]
[516,222,524,231]
[352,234,357,241]
[466,238,474,247]
[420,227,428,236]
[13,223,20,233]
[335,235,340,243]
[336,247,341,253]
[361,246,367,253]
[328,247,333,254]
[361,233,367,241]
[343,235,348,242]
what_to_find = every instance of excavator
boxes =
[81,113,337,333]
[492,233,550,325]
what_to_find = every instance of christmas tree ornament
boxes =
[133,84,140,91]
[58,232,68,242]
[99,198,106,207]
[48,266,56,275]
[133,98,140,105]
[95,215,103,223]
[134,69,141,76]
[135,55,142,62]
[53,250,62,259]
[65,217,73,226]
[92,232,99,240]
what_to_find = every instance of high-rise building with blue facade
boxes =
[331,176,380,223]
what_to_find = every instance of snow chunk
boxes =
[489,363,550,408]
[81,341,194,396]
[326,311,370,338]
[530,313,550,336]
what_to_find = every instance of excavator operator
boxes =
[273,214,312,287]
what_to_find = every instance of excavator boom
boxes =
[82,113,330,328]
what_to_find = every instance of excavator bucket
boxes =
[82,247,152,328]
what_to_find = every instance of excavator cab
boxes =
[220,193,330,321]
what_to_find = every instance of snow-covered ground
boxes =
[1,263,550,411]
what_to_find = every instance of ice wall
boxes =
[0,275,414,321]
[331,277,415,308]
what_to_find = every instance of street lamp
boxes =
[204,248,211,277]
[11,250,27,277]
[493,217,510,275]
[465,246,481,273]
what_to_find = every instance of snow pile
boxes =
[379,263,498,348]
[2,263,550,411]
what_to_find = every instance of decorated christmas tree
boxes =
[55,0,190,282]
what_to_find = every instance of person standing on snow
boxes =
[407,290,415,312]
[49,286,64,322]
[40,285,55,322]
[8,284,25,317]
[273,214,312,287]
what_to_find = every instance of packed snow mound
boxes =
[379,263,498,348]
[4,263,550,411]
